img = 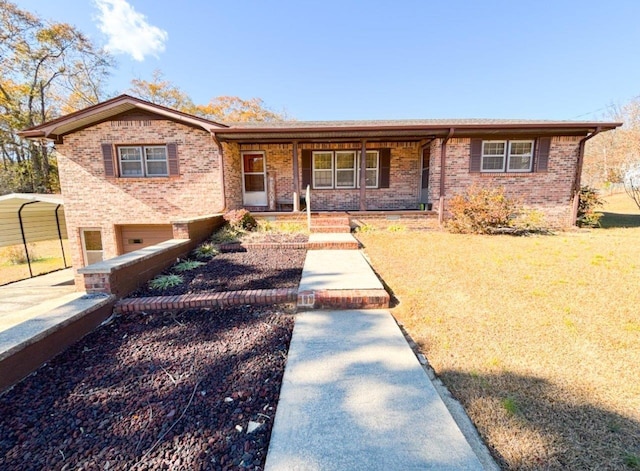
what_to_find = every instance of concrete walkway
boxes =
[265,234,491,470]
[0,268,80,333]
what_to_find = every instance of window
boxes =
[335,151,356,188]
[118,146,168,177]
[358,151,379,188]
[312,150,380,189]
[481,140,534,173]
[313,152,333,188]
[507,141,534,172]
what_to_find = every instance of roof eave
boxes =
[18,94,229,140]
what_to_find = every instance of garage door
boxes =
[118,224,174,254]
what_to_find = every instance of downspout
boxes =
[438,128,455,225]
[211,132,227,213]
[18,201,38,278]
[571,127,602,226]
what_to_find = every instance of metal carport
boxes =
[0,193,69,277]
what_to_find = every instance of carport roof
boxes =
[0,193,63,212]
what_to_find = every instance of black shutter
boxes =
[101,144,115,177]
[536,137,551,172]
[167,142,179,176]
[301,150,312,189]
[470,139,482,172]
[378,148,391,188]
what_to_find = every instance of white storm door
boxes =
[242,152,267,206]
[81,229,104,266]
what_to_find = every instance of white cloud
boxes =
[94,0,168,61]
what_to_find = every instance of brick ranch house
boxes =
[20,95,620,284]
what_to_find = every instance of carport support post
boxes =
[55,204,68,268]
[360,140,367,211]
[18,201,37,278]
[292,141,300,212]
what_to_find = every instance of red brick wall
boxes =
[428,137,581,226]
[56,115,224,287]
[235,142,422,211]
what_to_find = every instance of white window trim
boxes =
[506,140,534,173]
[118,145,168,177]
[144,146,169,177]
[312,150,381,189]
[335,151,357,188]
[481,140,507,173]
[312,151,334,189]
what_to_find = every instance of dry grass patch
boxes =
[357,219,640,469]
[0,239,70,285]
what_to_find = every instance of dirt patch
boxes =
[131,247,306,298]
[0,305,293,470]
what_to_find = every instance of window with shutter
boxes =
[116,145,171,177]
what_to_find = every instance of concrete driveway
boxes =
[0,268,82,333]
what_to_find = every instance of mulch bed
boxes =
[0,305,294,471]
[130,246,307,299]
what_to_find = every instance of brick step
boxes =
[297,289,389,311]
[308,240,360,250]
[310,218,351,226]
[310,226,351,233]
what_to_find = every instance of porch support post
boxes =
[292,141,300,212]
[360,140,367,211]
[438,128,454,225]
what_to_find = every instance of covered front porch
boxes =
[214,125,438,214]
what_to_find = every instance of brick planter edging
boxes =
[115,288,298,313]
[297,289,390,311]
[219,242,308,252]
[219,240,359,252]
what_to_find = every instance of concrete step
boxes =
[310,225,351,233]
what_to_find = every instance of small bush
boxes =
[387,224,407,232]
[624,452,640,469]
[210,226,243,244]
[223,209,257,231]
[173,260,205,272]
[447,186,520,234]
[577,186,604,227]
[149,274,183,290]
[193,243,219,259]
[0,244,40,265]
[355,223,377,233]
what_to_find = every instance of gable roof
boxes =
[19,94,229,140]
[20,94,622,142]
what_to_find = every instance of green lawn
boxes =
[356,193,640,470]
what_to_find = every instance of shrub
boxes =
[149,274,184,290]
[173,260,205,272]
[387,224,407,232]
[193,243,219,259]
[447,186,520,234]
[355,223,377,233]
[210,226,243,244]
[0,244,39,265]
[223,209,257,231]
[576,186,603,227]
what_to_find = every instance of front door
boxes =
[242,152,267,206]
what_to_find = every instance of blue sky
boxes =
[13,0,640,121]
